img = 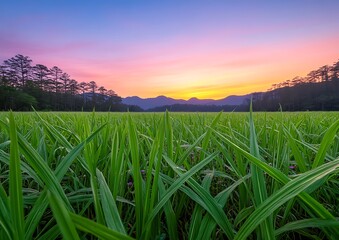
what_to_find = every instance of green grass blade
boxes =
[177,132,207,166]
[70,212,134,240]
[275,218,339,236]
[9,112,25,240]
[16,132,72,209]
[200,111,222,160]
[164,155,235,239]
[158,177,179,240]
[37,225,60,240]
[47,191,80,240]
[214,129,337,218]
[312,119,339,168]
[165,110,174,160]
[285,128,308,172]
[196,175,251,240]
[234,206,254,227]
[189,172,213,240]
[55,123,107,179]
[0,183,12,240]
[214,129,339,237]
[90,173,105,224]
[248,105,274,239]
[24,125,105,239]
[143,151,218,235]
[235,158,339,240]
[143,114,167,239]
[188,175,212,240]
[0,149,43,186]
[24,190,49,240]
[127,115,144,238]
[97,169,127,234]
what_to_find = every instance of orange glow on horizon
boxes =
[65,34,339,100]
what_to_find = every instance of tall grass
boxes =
[0,111,338,239]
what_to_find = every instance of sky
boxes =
[1,0,339,99]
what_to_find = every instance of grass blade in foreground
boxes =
[47,191,80,240]
[0,183,11,239]
[248,105,274,239]
[312,119,339,168]
[214,129,338,221]
[15,131,72,209]
[70,212,134,240]
[9,112,25,240]
[163,155,235,239]
[275,218,339,236]
[24,124,106,239]
[143,151,218,236]
[127,115,144,238]
[235,158,339,240]
[285,128,308,172]
[97,169,127,234]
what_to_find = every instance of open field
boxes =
[0,111,338,239]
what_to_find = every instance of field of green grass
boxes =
[0,111,338,239]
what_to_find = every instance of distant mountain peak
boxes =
[122,94,254,110]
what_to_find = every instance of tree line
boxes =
[0,54,141,111]
[252,59,339,111]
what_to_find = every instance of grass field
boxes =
[0,111,338,239]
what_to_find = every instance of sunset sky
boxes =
[1,1,339,99]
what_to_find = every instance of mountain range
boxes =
[122,94,253,110]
